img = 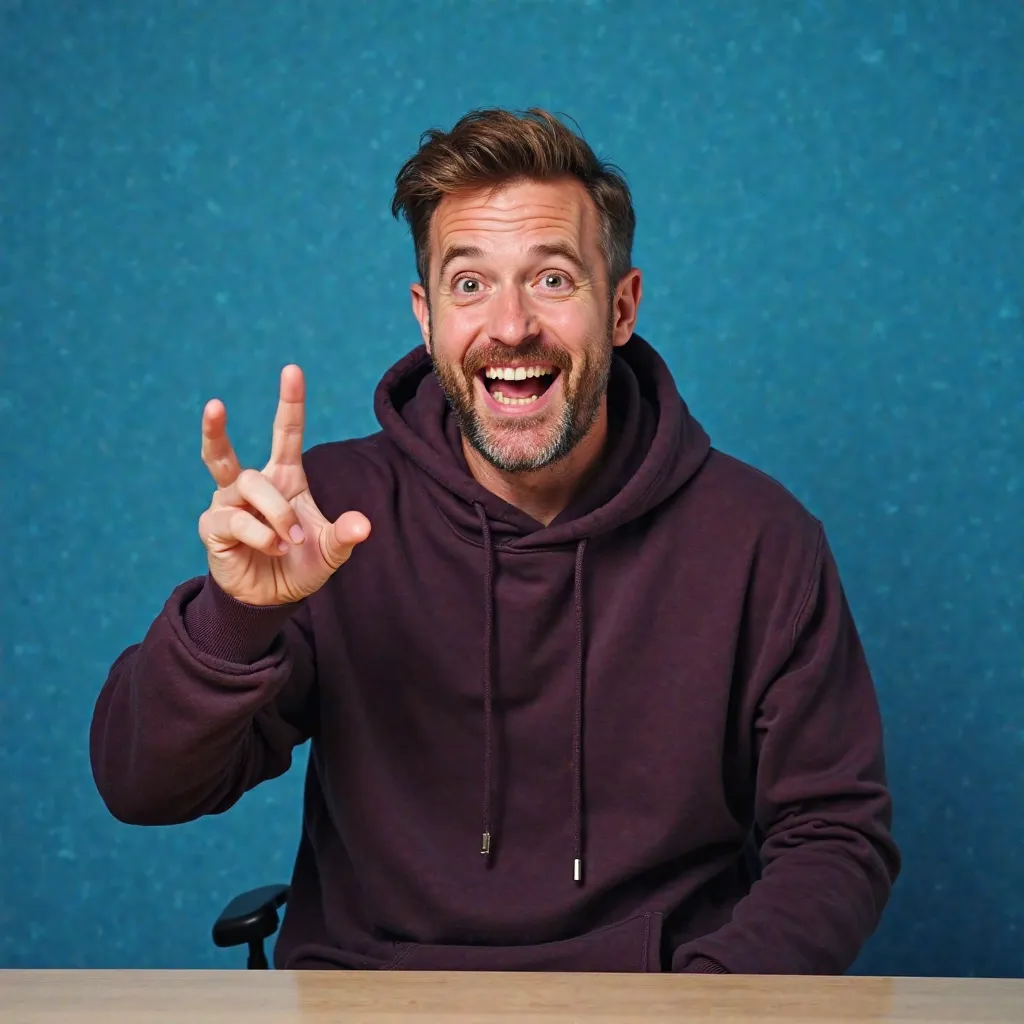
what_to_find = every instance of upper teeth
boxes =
[484,366,554,381]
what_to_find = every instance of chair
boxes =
[212,883,290,969]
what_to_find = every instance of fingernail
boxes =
[289,525,305,543]
[278,541,289,553]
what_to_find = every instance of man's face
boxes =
[411,178,637,474]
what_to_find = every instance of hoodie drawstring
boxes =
[473,502,589,884]
[570,537,588,883]
[475,502,496,862]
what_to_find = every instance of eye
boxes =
[540,272,572,291]
[454,277,482,294]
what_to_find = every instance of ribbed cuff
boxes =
[685,956,730,974]
[183,576,298,664]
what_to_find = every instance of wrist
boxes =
[183,575,298,663]
[685,956,729,974]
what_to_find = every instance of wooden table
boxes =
[2,970,1023,1022]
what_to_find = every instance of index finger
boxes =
[201,399,244,489]
[269,364,305,467]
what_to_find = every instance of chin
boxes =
[474,425,569,474]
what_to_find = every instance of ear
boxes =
[410,283,431,351]
[611,268,643,347]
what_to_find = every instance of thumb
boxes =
[321,510,372,570]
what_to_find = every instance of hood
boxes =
[372,332,712,881]
[373,332,711,543]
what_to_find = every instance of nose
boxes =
[485,285,539,349]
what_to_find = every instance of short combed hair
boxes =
[391,107,636,289]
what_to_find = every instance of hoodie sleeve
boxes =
[90,574,317,826]
[674,525,902,975]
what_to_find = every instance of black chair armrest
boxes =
[212,883,290,969]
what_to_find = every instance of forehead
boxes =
[429,178,599,258]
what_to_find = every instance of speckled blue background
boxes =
[2,0,1021,976]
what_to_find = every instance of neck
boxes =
[462,401,609,526]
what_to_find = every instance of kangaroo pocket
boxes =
[384,912,664,973]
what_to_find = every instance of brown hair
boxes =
[391,107,636,290]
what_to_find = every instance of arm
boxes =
[674,526,902,975]
[90,574,317,826]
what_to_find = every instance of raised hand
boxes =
[197,365,370,606]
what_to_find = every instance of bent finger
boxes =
[230,469,304,545]
[201,506,287,556]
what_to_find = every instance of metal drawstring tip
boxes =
[481,832,491,856]
[574,858,583,883]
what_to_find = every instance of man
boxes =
[91,107,900,973]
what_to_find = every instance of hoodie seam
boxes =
[568,440,709,545]
[791,523,825,648]
[434,502,514,551]
[433,500,590,555]
[383,942,416,970]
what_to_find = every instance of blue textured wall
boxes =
[2,0,1021,976]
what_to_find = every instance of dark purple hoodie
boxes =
[90,334,900,974]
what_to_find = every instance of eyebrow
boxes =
[437,244,484,281]
[437,242,589,282]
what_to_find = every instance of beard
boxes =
[430,312,615,474]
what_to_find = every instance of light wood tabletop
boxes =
[2,970,1023,1023]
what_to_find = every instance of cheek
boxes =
[542,300,587,331]
[430,333,468,371]
[432,309,480,362]
[543,301,604,347]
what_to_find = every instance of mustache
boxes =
[461,341,574,378]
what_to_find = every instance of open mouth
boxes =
[477,364,561,411]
